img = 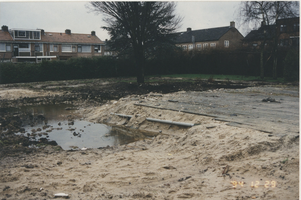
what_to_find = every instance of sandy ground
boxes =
[0,89,62,101]
[0,87,299,200]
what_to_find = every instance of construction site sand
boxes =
[0,88,62,100]
[0,91,299,200]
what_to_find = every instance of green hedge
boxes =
[0,57,129,84]
[0,49,297,84]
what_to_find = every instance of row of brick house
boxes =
[0,17,299,63]
[0,26,105,63]
[175,18,299,52]
[242,17,299,50]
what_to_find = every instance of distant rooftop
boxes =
[175,26,233,43]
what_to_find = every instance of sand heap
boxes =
[0,92,299,200]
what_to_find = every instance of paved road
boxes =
[136,86,299,136]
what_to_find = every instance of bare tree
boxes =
[240,1,298,79]
[88,2,182,83]
[269,1,299,79]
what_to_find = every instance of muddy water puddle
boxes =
[13,104,137,150]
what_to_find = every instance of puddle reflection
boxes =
[14,104,138,150]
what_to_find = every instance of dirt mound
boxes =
[76,93,299,199]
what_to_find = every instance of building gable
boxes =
[0,29,13,41]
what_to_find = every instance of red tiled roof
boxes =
[0,29,104,45]
[0,30,13,41]
[42,32,104,44]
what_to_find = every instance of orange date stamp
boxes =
[231,181,276,188]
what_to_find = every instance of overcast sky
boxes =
[0,1,259,41]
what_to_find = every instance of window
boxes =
[291,37,299,47]
[19,43,30,52]
[0,43,5,51]
[280,24,287,32]
[18,31,26,37]
[34,31,40,39]
[78,45,82,52]
[104,51,113,56]
[94,45,101,53]
[188,44,193,50]
[72,46,76,52]
[210,43,216,48]
[196,44,202,50]
[224,40,229,47]
[279,39,290,46]
[50,44,58,52]
[0,44,11,52]
[182,45,187,50]
[62,45,72,52]
[6,44,11,52]
[253,43,258,47]
[293,24,299,32]
[82,45,91,53]
[35,44,40,52]
[34,44,43,52]
[19,43,29,48]
[203,43,208,49]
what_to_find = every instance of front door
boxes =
[13,45,18,56]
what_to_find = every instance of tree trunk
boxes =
[272,37,279,79]
[260,49,264,79]
[273,53,278,79]
[136,64,145,83]
[135,53,145,84]
[273,2,279,79]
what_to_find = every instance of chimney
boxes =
[1,25,8,32]
[230,21,235,28]
[91,31,95,36]
[187,27,192,32]
[65,29,71,34]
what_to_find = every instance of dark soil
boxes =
[39,80,256,105]
[0,109,61,157]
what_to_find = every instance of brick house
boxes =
[242,23,276,50]
[277,17,299,48]
[242,17,299,49]
[0,25,105,63]
[174,21,244,51]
